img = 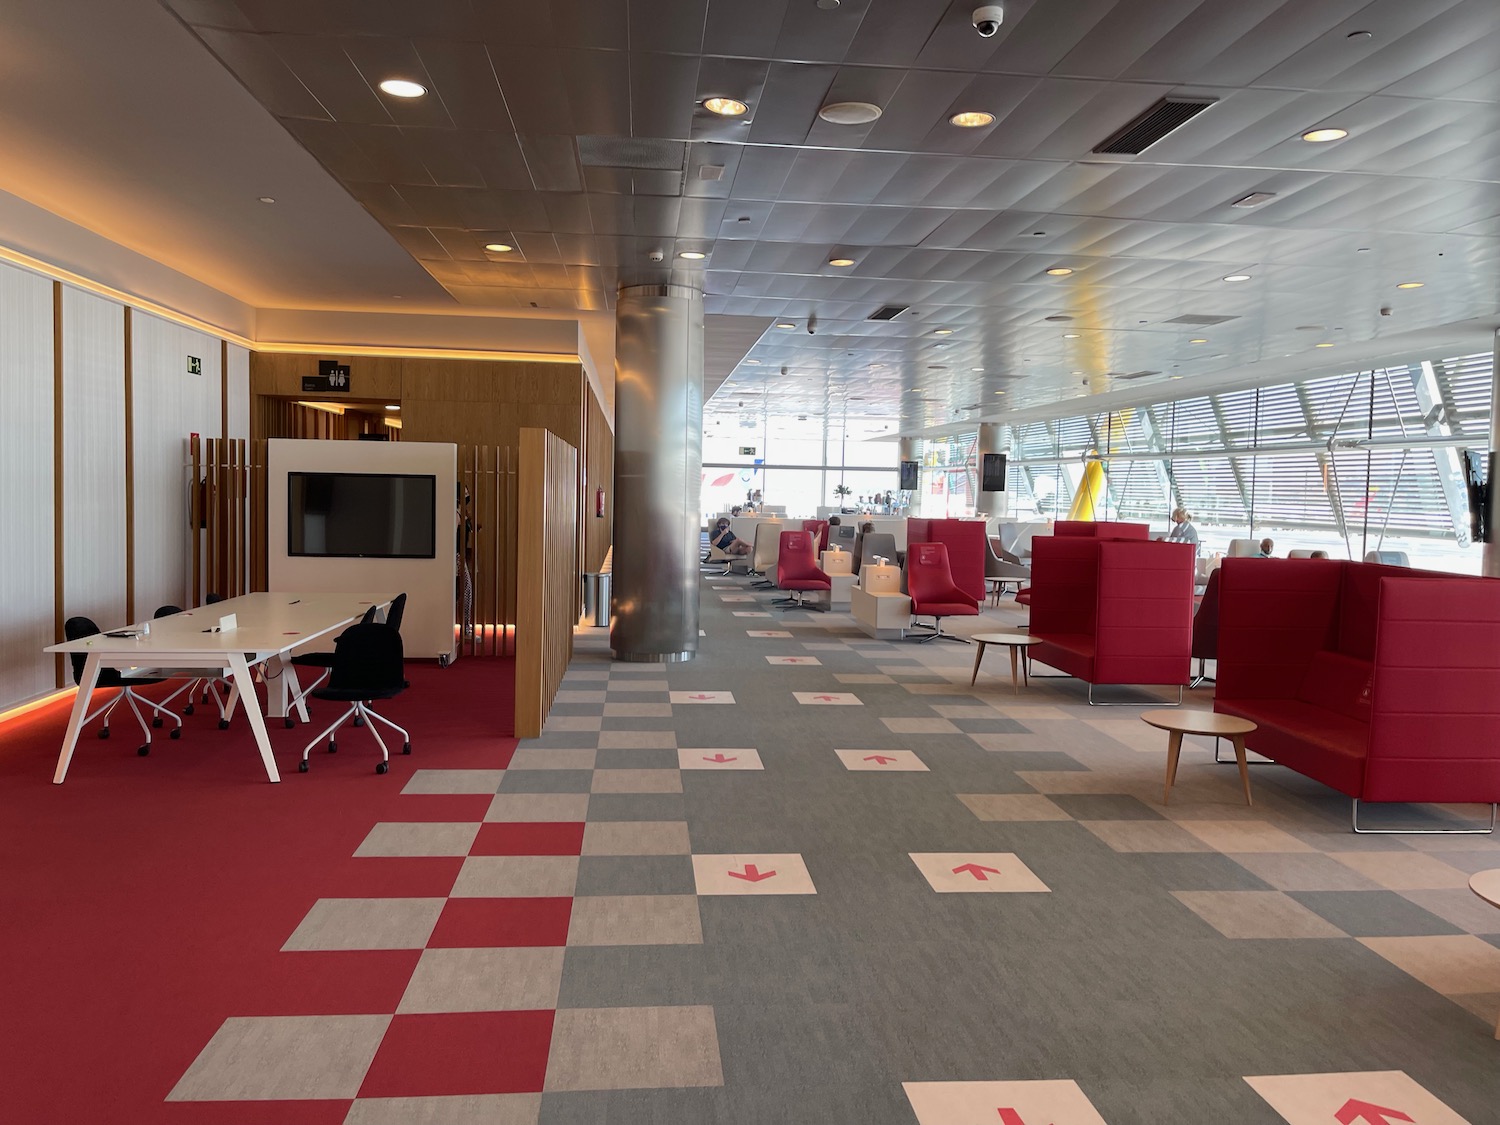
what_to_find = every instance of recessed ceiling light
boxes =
[257,196,276,204]
[1190,338,1208,344]
[1347,29,1372,39]
[1071,370,1084,375]
[949,111,995,128]
[1063,333,1080,339]
[379,79,427,98]
[484,243,513,253]
[385,404,400,411]
[678,251,706,260]
[970,367,984,372]
[1170,375,1184,380]
[818,101,883,125]
[1230,191,1276,208]
[1222,274,1252,282]
[703,97,748,116]
[1045,267,1073,276]
[1301,127,1348,143]
[1315,342,1335,348]
[1396,281,1424,289]
[828,257,856,267]
[775,322,796,329]
[743,359,762,365]
[933,328,953,335]
[994,390,1006,395]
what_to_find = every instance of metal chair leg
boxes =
[1086,684,1184,707]
[1351,798,1497,835]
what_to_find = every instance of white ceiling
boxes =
[0,0,1495,433]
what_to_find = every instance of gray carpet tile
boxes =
[1288,891,1467,937]
[575,856,697,897]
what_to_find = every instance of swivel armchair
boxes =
[773,530,830,612]
[63,616,181,755]
[906,543,979,643]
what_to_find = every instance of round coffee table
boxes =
[1471,870,1500,1039]
[971,632,1042,692]
[1140,709,1257,806]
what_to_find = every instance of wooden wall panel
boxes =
[399,359,584,452]
[250,352,402,403]
[515,428,578,739]
[130,313,222,615]
[0,261,57,707]
[582,379,614,574]
[61,286,127,636]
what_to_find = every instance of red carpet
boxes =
[0,656,515,1125]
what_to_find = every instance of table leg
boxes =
[228,653,281,783]
[1009,646,1019,693]
[1232,735,1253,806]
[53,654,100,784]
[1163,730,1183,805]
[1022,650,1030,687]
[970,641,986,686]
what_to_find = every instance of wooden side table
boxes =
[971,632,1042,693]
[1140,709,1257,806]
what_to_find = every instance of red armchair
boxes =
[800,520,829,554]
[1190,568,1222,687]
[1214,558,1500,832]
[906,542,979,643]
[1028,537,1195,703]
[773,530,830,612]
[905,518,987,603]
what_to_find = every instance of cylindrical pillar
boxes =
[610,284,703,661]
[975,423,1005,519]
[898,437,920,465]
[1485,329,1500,577]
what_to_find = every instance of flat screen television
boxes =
[288,471,437,559]
[981,452,1008,492]
[899,460,919,490]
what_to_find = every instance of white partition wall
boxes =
[0,262,56,706]
[62,288,127,631]
[267,439,457,662]
[226,344,250,441]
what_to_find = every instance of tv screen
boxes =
[982,453,1008,492]
[899,460,919,490]
[288,472,437,559]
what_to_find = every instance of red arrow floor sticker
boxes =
[727,863,775,882]
[909,853,1051,894]
[998,1109,1053,1125]
[692,853,816,895]
[703,753,737,763]
[903,1079,1108,1124]
[836,749,928,772]
[678,748,763,771]
[864,754,898,764]
[953,862,1003,881]
[1245,1070,1471,1125]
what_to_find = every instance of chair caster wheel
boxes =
[218,719,230,730]
[137,745,150,757]
[353,715,364,727]
[169,729,181,740]
[328,741,337,754]
[375,761,389,774]
[402,741,411,755]
[284,717,294,729]
[298,759,309,773]
[184,704,195,716]
[98,728,110,740]
[152,717,163,729]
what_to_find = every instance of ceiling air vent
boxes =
[1163,313,1238,326]
[1110,370,1161,381]
[577,136,686,170]
[867,304,910,321]
[1092,97,1217,155]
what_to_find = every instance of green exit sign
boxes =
[187,356,202,375]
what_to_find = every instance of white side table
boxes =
[852,587,909,639]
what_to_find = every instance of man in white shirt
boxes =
[1165,507,1199,549]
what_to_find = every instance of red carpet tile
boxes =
[470,820,587,855]
[428,897,574,948]
[358,1010,555,1098]
[0,656,515,1125]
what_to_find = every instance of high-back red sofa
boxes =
[1053,520,1151,539]
[1028,537,1195,691]
[906,518,986,603]
[1214,558,1500,810]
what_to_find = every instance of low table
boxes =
[971,632,1042,692]
[1471,870,1500,1039]
[1140,708,1257,806]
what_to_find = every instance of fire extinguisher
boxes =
[595,486,606,518]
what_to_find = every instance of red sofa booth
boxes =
[1054,520,1151,539]
[1214,558,1500,829]
[906,518,986,604]
[1028,536,1195,702]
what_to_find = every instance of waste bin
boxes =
[581,574,595,620]
[592,573,611,628]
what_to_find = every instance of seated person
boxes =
[851,520,874,573]
[1310,549,1329,559]
[709,517,752,556]
[1258,537,1275,558]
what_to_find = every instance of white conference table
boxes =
[46,592,393,785]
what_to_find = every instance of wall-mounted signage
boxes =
[187,356,202,375]
[302,360,351,393]
[739,446,756,456]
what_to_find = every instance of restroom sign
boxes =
[302,360,352,393]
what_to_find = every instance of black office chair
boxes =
[298,622,410,774]
[63,616,181,756]
[151,604,230,723]
[286,602,383,728]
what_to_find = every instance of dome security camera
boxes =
[972,4,1003,36]
[648,249,664,263]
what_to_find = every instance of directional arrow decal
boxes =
[727,864,776,882]
[702,753,738,763]
[953,863,1003,881]
[813,695,838,701]
[863,754,898,764]
[1335,1099,1415,1125]
[997,1109,1053,1125]
[687,693,716,700]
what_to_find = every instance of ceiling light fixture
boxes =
[743,359,762,365]
[1045,267,1073,276]
[678,251,706,260]
[385,404,400,411]
[1230,191,1276,208]
[257,196,276,204]
[933,328,953,335]
[1301,127,1348,143]
[1222,274,1252,282]
[828,257,856,267]
[970,367,984,372]
[949,111,995,128]
[775,322,796,329]
[484,243,513,253]
[1189,338,1208,344]
[1315,342,1335,348]
[703,97,748,116]
[1395,281,1424,289]
[378,79,427,98]
[818,101,883,125]
[1063,333,1080,339]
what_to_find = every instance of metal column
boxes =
[976,422,1004,519]
[610,284,703,662]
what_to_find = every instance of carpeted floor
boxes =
[4,579,1500,1123]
